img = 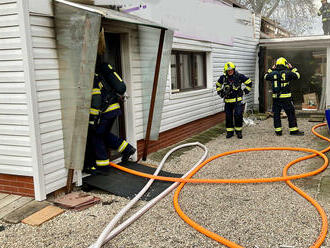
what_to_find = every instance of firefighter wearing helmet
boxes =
[216,62,252,139]
[264,57,304,136]
[84,27,136,175]
[318,0,330,35]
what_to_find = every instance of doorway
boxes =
[104,32,127,160]
[84,32,126,170]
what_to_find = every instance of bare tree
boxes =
[236,0,318,35]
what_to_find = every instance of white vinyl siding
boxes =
[0,0,33,176]
[154,15,260,135]
[29,14,66,195]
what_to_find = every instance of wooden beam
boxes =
[142,28,166,161]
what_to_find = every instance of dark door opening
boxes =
[104,32,126,160]
[84,32,126,171]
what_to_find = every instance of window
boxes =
[171,50,207,93]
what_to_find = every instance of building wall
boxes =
[0,0,35,196]
[29,14,66,195]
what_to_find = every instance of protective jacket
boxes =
[89,62,126,124]
[264,65,300,99]
[216,71,252,103]
[318,3,330,22]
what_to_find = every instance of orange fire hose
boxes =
[109,123,330,247]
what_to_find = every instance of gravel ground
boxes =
[1,117,330,248]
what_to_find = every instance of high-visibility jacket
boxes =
[264,66,300,99]
[89,63,126,121]
[318,3,330,22]
[216,71,252,103]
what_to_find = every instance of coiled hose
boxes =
[93,123,329,248]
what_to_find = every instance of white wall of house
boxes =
[133,7,261,137]
[0,0,34,176]
[30,13,66,195]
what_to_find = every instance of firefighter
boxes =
[85,28,136,174]
[318,0,330,35]
[264,57,304,136]
[216,62,252,139]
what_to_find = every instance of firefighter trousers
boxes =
[225,101,243,133]
[90,110,129,167]
[272,98,297,131]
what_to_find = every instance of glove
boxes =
[219,89,225,98]
[243,88,249,95]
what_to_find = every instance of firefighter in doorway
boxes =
[85,28,136,174]
[264,57,304,136]
[318,0,330,35]
[216,62,252,139]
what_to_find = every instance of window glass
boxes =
[171,54,178,90]
[171,51,206,93]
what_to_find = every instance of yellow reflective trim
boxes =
[226,128,234,131]
[98,82,103,89]
[245,86,251,91]
[275,127,282,131]
[243,79,251,85]
[274,81,278,88]
[281,73,286,81]
[272,93,292,98]
[225,97,242,103]
[90,108,100,115]
[108,64,113,70]
[291,68,297,72]
[96,159,110,166]
[235,127,242,131]
[92,88,101,95]
[118,140,128,152]
[113,72,123,82]
[216,82,222,86]
[274,74,277,79]
[295,72,300,79]
[267,69,272,73]
[216,87,221,91]
[281,83,289,87]
[103,103,120,113]
[290,127,298,132]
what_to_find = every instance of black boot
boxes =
[290,130,304,136]
[236,131,242,139]
[121,144,136,163]
[226,132,234,139]
[275,131,282,136]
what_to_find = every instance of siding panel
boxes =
[30,14,65,194]
[0,0,32,179]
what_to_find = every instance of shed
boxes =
[259,36,330,113]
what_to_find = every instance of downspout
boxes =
[18,0,45,200]
[142,28,166,161]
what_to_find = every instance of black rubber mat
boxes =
[82,161,183,201]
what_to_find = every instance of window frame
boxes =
[171,50,207,93]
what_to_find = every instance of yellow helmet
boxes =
[275,57,289,68]
[224,62,236,72]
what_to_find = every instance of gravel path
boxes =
[1,117,330,248]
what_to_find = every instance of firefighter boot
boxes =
[290,130,304,136]
[226,132,234,139]
[236,131,243,139]
[121,144,136,163]
[275,131,282,136]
